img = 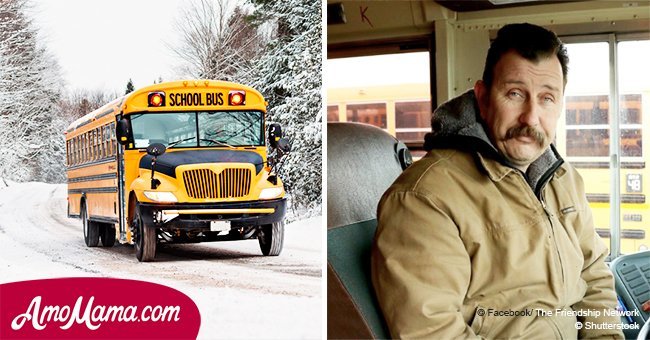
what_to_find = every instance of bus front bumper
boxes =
[138,198,286,229]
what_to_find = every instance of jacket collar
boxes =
[476,145,565,193]
[424,89,565,193]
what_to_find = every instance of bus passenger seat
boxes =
[327,122,410,339]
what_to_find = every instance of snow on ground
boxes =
[0,181,323,339]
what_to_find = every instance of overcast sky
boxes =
[29,0,183,95]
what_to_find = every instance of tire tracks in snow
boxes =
[2,183,321,298]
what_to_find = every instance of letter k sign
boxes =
[360,6,373,28]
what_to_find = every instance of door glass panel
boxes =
[617,39,650,253]
[562,42,613,251]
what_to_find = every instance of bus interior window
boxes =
[327,51,431,159]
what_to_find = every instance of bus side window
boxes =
[71,138,74,165]
[104,126,109,157]
[346,103,387,129]
[101,126,106,159]
[97,127,101,159]
[74,137,78,165]
[83,132,87,163]
[105,125,109,158]
[94,128,98,160]
[110,122,116,156]
[88,130,92,161]
[108,123,113,156]
[88,130,92,162]
[89,130,94,161]
[71,139,74,166]
[97,127,102,159]
[93,129,98,161]
[327,105,339,122]
[84,132,89,163]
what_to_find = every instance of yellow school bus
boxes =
[65,80,290,262]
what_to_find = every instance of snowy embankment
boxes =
[0,180,323,339]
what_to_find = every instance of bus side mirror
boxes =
[146,143,166,157]
[268,123,282,149]
[146,143,166,190]
[116,119,131,145]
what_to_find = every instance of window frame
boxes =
[561,33,650,259]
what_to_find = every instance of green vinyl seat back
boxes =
[327,122,411,339]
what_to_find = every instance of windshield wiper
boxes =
[200,138,235,149]
[167,136,196,148]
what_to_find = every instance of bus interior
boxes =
[326,1,650,338]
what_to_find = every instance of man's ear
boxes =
[474,80,489,121]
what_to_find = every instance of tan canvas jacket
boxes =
[371,90,624,339]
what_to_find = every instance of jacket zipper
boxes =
[540,190,566,295]
[535,158,568,305]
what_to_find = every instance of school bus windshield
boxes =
[129,111,264,149]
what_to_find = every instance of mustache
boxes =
[505,125,545,145]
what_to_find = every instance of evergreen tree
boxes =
[125,78,135,94]
[245,0,322,216]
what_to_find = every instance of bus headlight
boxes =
[143,191,177,203]
[259,187,283,200]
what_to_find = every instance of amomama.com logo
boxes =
[11,295,181,330]
[1,278,200,338]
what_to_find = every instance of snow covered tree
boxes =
[171,0,264,80]
[0,0,65,182]
[59,88,118,121]
[245,0,322,216]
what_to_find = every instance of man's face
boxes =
[475,50,564,171]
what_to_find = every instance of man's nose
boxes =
[519,99,542,127]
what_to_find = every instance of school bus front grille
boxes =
[182,168,251,199]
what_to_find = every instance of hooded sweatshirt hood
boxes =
[423,89,563,194]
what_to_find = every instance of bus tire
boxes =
[133,202,156,262]
[100,223,116,247]
[82,202,99,247]
[258,221,284,256]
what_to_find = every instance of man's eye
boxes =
[508,91,523,98]
[543,96,555,103]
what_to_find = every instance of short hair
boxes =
[482,23,569,89]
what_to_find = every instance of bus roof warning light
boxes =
[148,92,165,107]
[228,91,246,106]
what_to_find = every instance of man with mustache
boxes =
[372,23,624,339]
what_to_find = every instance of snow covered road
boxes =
[0,181,323,339]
